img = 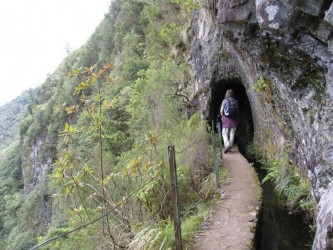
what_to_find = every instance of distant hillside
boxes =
[0,89,36,151]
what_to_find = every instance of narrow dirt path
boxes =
[194,144,262,250]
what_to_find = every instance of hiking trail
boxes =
[194,144,262,249]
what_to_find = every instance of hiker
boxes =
[220,89,239,153]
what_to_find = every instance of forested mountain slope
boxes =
[0,1,217,249]
[0,90,35,151]
[1,0,333,249]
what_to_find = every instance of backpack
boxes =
[223,97,238,118]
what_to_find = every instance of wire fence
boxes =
[29,138,219,250]
[29,170,163,250]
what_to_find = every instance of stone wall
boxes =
[189,0,333,248]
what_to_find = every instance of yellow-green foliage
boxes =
[252,76,273,104]
[253,77,268,93]
[0,0,222,249]
[128,175,219,250]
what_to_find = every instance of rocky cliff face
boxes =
[189,0,333,248]
[21,135,53,228]
[21,135,53,190]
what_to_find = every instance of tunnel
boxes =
[209,78,254,153]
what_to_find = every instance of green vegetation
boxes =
[128,170,226,250]
[252,77,269,93]
[0,89,35,151]
[247,142,316,216]
[0,0,227,249]
[252,76,273,106]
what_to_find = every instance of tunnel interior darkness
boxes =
[209,78,254,151]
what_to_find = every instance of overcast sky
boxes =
[0,0,110,106]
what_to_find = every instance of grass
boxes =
[127,168,228,249]
[127,206,211,250]
[246,142,315,215]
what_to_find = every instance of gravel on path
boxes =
[194,144,262,250]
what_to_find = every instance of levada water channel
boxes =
[210,82,313,249]
[253,167,313,249]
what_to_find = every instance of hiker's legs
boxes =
[229,127,236,148]
[222,128,230,148]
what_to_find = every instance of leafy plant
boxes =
[253,77,269,93]
[247,142,315,215]
[0,1,222,249]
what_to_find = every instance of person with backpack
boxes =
[220,89,239,153]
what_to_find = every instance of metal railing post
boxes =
[217,121,223,160]
[168,145,182,249]
[211,121,221,188]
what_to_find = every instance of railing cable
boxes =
[28,170,161,250]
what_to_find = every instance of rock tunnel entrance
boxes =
[209,79,313,249]
[209,78,254,151]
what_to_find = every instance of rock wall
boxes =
[31,137,52,185]
[315,182,333,249]
[189,0,333,248]
[21,135,53,190]
[20,135,53,231]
